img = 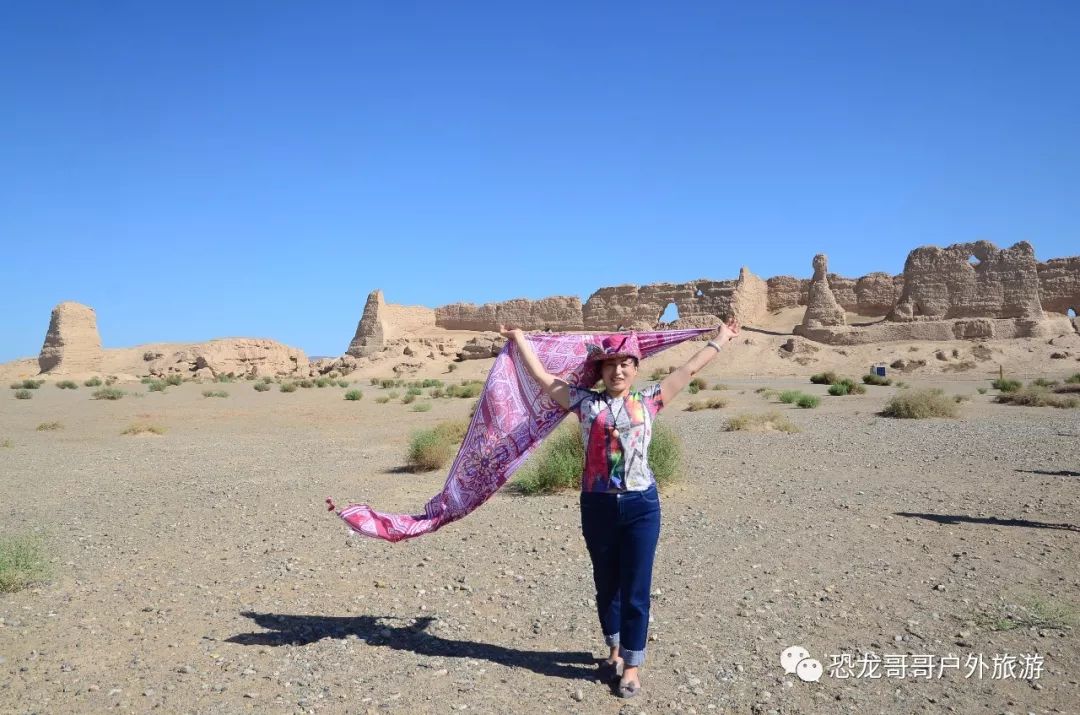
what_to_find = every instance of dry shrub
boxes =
[0,534,48,593]
[725,411,799,433]
[36,422,62,431]
[122,422,166,435]
[881,388,960,418]
[995,386,1079,409]
[406,419,469,472]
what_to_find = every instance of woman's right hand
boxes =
[498,324,523,340]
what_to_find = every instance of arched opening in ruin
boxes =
[659,302,680,324]
[968,255,981,267]
[695,288,705,298]
[1068,308,1077,318]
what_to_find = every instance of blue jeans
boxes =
[579,484,661,667]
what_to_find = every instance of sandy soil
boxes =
[1,361,1079,714]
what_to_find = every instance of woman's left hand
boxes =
[716,317,740,344]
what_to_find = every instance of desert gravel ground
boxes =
[1,375,1078,715]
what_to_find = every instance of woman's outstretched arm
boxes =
[499,325,572,410]
[659,318,741,404]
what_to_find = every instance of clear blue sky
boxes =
[2,1,1077,361]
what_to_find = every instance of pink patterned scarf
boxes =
[330,327,715,542]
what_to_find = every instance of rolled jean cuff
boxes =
[604,632,620,648]
[620,646,646,667]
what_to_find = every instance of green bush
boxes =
[514,421,681,494]
[1066,373,1080,385]
[430,388,444,399]
[689,377,707,391]
[810,372,837,385]
[991,378,1022,393]
[0,533,48,593]
[406,386,423,396]
[202,390,228,398]
[10,379,44,390]
[298,379,314,389]
[375,396,390,404]
[796,394,821,408]
[279,383,298,393]
[648,367,673,384]
[36,421,62,431]
[214,374,234,383]
[388,390,400,399]
[881,388,960,418]
[447,363,458,372]
[83,377,103,387]
[407,430,452,471]
[254,382,271,392]
[1031,377,1058,388]
[687,383,700,395]
[711,383,730,391]
[828,383,850,396]
[92,387,125,400]
[778,390,802,404]
[862,373,892,386]
[13,390,32,400]
[405,419,468,471]
[370,377,382,386]
[337,380,349,388]
[725,411,799,433]
[261,376,275,384]
[977,387,988,394]
[444,382,483,398]
[315,377,332,388]
[56,380,79,390]
[165,374,184,386]
[379,379,395,388]
[147,380,168,392]
[344,389,363,401]
[411,402,432,412]
[402,393,417,404]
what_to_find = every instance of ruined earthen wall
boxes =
[890,241,1044,322]
[1037,257,1080,315]
[38,302,103,374]
[435,297,583,332]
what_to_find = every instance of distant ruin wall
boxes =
[435,296,583,332]
[1037,257,1080,316]
[347,289,436,357]
[890,241,1044,322]
[796,316,1074,345]
[766,273,904,315]
[581,268,766,333]
[38,302,103,374]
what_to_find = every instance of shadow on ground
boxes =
[895,512,1079,532]
[227,611,599,680]
[1015,469,1080,477]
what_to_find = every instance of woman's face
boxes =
[600,356,638,393]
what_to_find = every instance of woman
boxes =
[499,318,741,698]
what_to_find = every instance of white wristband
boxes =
[706,340,721,352]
